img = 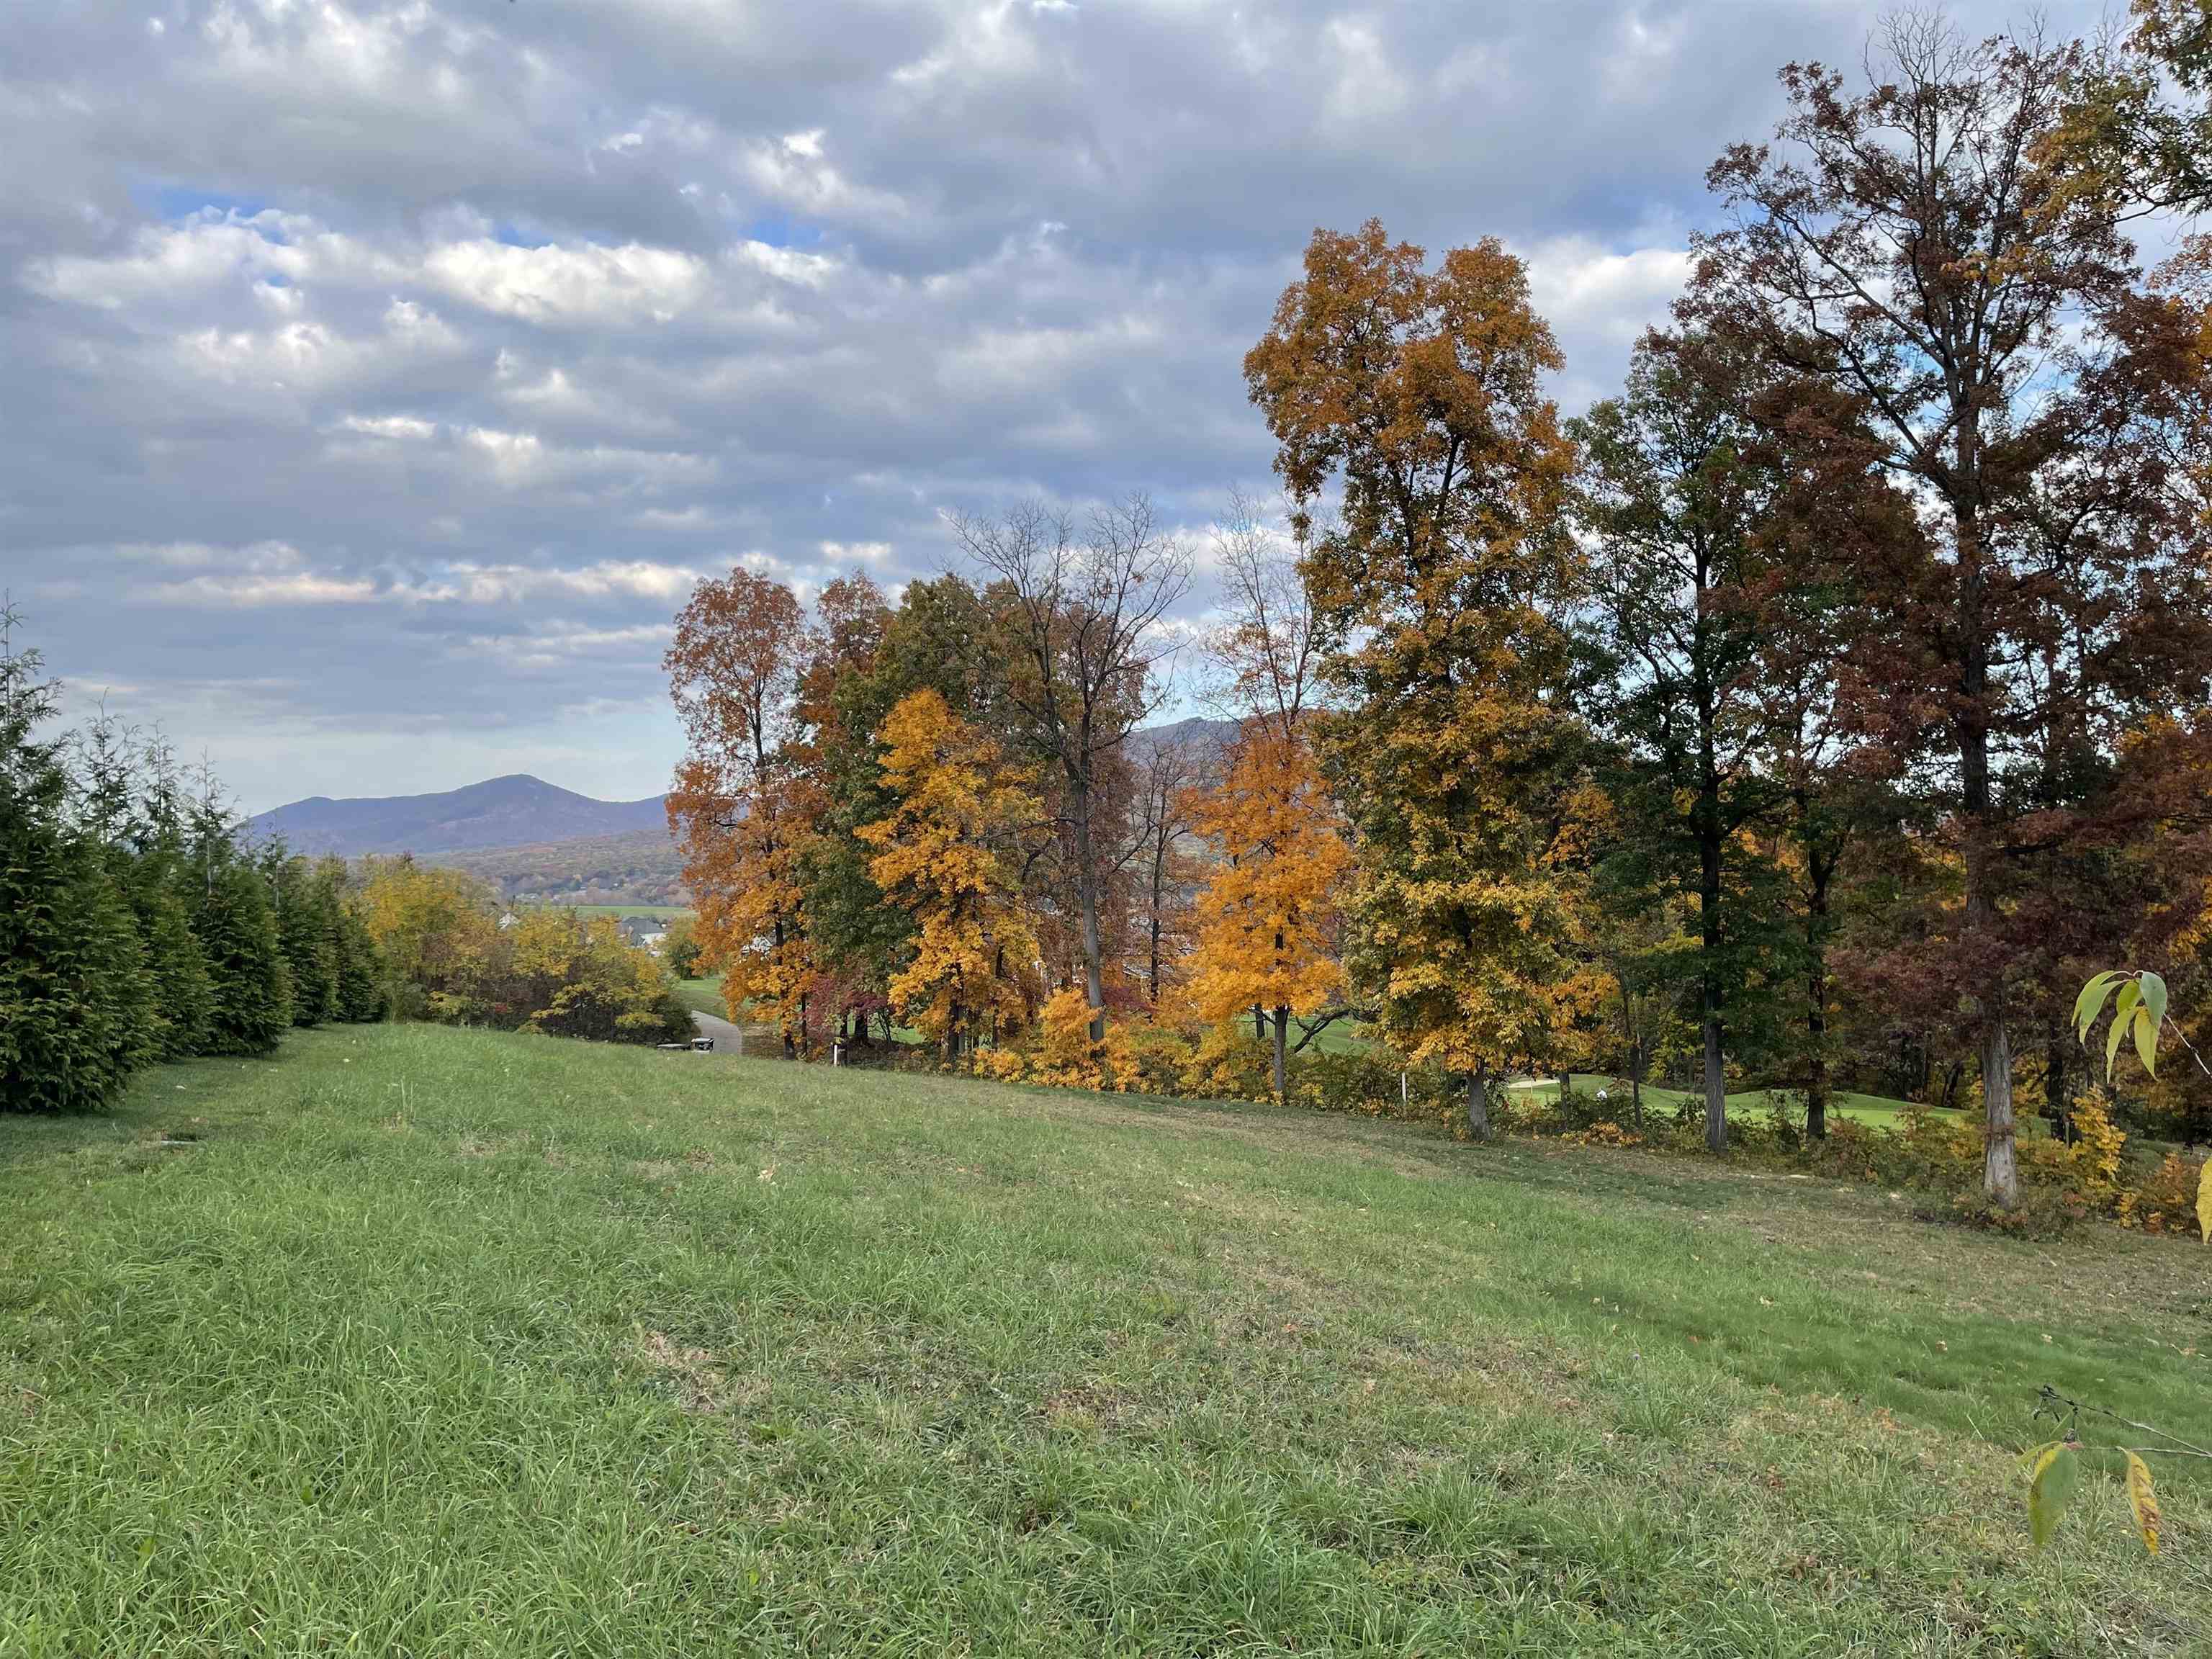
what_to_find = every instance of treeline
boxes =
[1,619,385,1113]
[670,15,2212,1210]
[4,619,703,1114]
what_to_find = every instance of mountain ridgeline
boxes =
[246,774,669,860]
[240,720,1236,907]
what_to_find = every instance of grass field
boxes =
[1513,1075,1972,1133]
[673,971,727,1020]
[2,1026,2203,1654]
[552,903,694,921]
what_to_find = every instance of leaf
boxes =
[2132,1004,2157,1079]
[2105,1004,2128,1082]
[2073,972,2122,1041]
[2124,1452,2161,1555]
[2198,1157,2211,1246]
[2114,979,2142,1027]
[2029,1442,2079,1548]
[2138,970,2168,1039]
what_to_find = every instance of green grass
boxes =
[672,972,727,1020]
[2,1026,2204,1655]
[1514,1074,1974,1133]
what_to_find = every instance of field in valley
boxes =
[1,1025,2203,1655]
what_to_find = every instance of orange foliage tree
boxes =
[1246,220,1589,1138]
[858,688,1040,1059]
[663,567,819,1054]
[1186,726,1351,1102]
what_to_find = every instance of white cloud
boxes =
[421,238,708,325]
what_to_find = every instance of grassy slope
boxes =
[0,1026,2203,1656]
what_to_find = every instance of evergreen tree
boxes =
[271,852,340,1026]
[187,778,292,1055]
[0,614,152,1112]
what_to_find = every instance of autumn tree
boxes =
[1689,15,2212,1202]
[664,567,819,1053]
[954,497,1191,1046]
[858,688,1040,1058]
[1186,727,1350,1102]
[1246,220,1587,1138]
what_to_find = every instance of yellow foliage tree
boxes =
[859,688,1040,1059]
[1186,726,1351,1102]
[356,858,499,1021]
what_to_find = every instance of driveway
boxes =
[690,1010,748,1053]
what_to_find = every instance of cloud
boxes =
[0,0,2107,810]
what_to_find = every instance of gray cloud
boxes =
[0,0,2100,811]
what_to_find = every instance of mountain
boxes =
[247,774,669,859]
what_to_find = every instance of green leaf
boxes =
[2029,1442,2078,1548]
[2139,971,2167,1039]
[2072,972,2122,1041]
[2105,1005,2128,1082]
[2114,979,2141,1026]
[2132,1004,2158,1079]
[2125,1451,2161,1556]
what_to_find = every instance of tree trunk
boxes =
[1804,851,1832,1141]
[1629,1038,1643,1128]
[1253,1006,1267,1042]
[1703,1012,1727,1154]
[1270,1007,1289,1105]
[1467,1061,1491,1141]
[1070,773,1108,1046]
[2045,1028,2071,1140]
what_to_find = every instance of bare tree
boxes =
[1129,735,1205,1007]
[953,495,1193,1041]
[1204,489,1325,744]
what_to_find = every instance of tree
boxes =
[356,858,496,1022]
[1245,220,1587,1138]
[0,616,151,1112]
[1186,727,1351,1102]
[271,853,341,1027]
[1130,734,1205,1010]
[185,772,291,1056]
[663,568,819,1054]
[1574,330,1794,1151]
[858,688,1040,1058]
[954,497,1192,1046]
[1689,15,2212,1201]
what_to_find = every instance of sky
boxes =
[1,0,2104,814]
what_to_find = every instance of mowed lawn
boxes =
[1,1028,2204,1655]
[1510,1076,1974,1133]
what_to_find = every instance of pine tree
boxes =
[271,853,340,1026]
[121,735,217,1058]
[0,615,152,1112]
[186,778,292,1055]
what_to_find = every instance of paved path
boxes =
[691,1010,747,1053]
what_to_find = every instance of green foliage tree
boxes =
[187,779,292,1056]
[0,616,153,1112]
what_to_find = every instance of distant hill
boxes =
[248,717,1232,888]
[1125,715,1239,766]
[246,774,668,859]
[433,828,688,908]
